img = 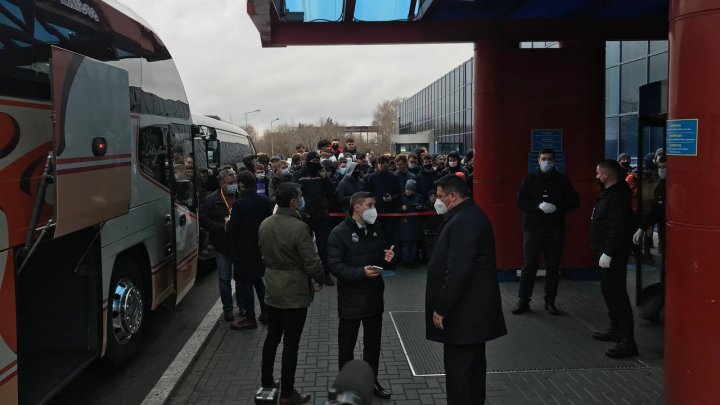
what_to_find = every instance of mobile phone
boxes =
[370,266,384,272]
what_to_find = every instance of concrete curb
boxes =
[141,296,223,405]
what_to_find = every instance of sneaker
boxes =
[230,319,258,330]
[223,310,234,322]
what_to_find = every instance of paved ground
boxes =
[170,266,664,405]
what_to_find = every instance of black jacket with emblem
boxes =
[425,199,507,345]
[327,217,387,319]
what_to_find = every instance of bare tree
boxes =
[372,98,402,153]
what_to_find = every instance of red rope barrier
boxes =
[328,211,438,218]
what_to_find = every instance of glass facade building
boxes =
[398,58,473,155]
[605,40,668,159]
[398,41,668,159]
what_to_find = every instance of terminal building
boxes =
[396,40,669,160]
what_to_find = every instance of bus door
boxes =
[635,80,667,320]
[169,124,199,304]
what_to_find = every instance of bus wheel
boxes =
[104,256,145,368]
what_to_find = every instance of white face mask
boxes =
[362,207,378,224]
[539,161,555,173]
[449,161,458,168]
[657,168,667,179]
[434,198,448,215]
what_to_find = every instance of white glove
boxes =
[538,202,551,214]
[599,253,612,269]
[545,203,557,213]
[632,228,643,245]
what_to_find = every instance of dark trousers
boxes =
[238,278,265,321]
[261,306,308,397]
[338,314,383,378]
[306,215,330,277]
[444,342,487,405]
[599,251,634,339]
[519,229,564,300]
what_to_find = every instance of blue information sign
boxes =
[531,129,563,152]
[667,119,698,156]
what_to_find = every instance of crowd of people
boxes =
[198,136,665,405]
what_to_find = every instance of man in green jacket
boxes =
[259,182,326,405]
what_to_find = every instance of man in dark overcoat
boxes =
[426,174,507,405]
[227,171,273,329]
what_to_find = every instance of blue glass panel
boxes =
[0,0,24,23]
[285,0,343,22]
[34,20,59,44]
[606,66,619,115]
[0,9,20,30]
[355,0,411,21]
[605,117,619,159]
[620,114,638,157]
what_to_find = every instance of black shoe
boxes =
[223,310,234,322]
[544,299,561,316]
[592,329,623,343]
[606,338,638,358]
[373,381,392,399]
[258,313,267,324]
[511,299,530,315]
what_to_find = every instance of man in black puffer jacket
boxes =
[327,192,395,400]
[292,151,336,285]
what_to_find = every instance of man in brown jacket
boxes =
[258,182,326,405]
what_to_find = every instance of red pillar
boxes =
[472,40,604,271]
[666,2,720,402]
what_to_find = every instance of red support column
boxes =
[666,2,720,402]
[472,40,604,271]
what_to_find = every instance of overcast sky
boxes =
[119,0,472,135]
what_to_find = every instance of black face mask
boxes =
[621,162,630,168]
[332,144,339,150]
[595,178,605,189]
[424,163,433,170]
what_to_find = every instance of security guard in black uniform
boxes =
[326,192,395,399]
[590,159,638,358]
[513,148,579,315]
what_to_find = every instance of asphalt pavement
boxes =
[48,264,220,405]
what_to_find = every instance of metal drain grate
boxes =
[390,311,647,376]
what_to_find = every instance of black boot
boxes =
[606,338,639,358]
[511,298,530,315]
[373,381,392,399]
[544,297,561,316]
[592,328,623,343]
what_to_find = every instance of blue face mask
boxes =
[225,184,238,194]
[299,196,306,211]
[539,161,555,173]
[256,173,265,180]
[339,167,348,175]
[282,168,290,176]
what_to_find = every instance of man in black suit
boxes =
[426,174,507,405]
